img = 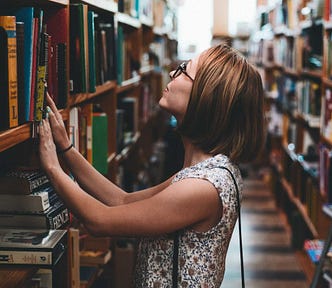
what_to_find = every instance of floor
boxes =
[222,167,309,288]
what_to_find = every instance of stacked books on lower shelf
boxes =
[0,167,70,230]
[0,167,70,287]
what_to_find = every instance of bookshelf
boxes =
[0,0,178,286]
[251,0,332,286]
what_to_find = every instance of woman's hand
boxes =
[46,93,72,151]
[39,118,61,173]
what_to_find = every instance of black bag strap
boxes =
[172,166,245,288]
[172,230,179,288]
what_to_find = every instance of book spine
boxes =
[56,43,67,109]
[15,7,34,123]
[0,192,50,213]
[0,16,18,128]
[34,32,49,122]
[88,11,96,93]
[0,250,52,265]
[47,205,70,230]
[16,22,26,125]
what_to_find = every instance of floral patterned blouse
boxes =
[134,154,242,287]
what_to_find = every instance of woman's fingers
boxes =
[46,92,63,122]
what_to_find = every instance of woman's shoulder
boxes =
[173,154,238,181]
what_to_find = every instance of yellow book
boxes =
[0,16,18,128]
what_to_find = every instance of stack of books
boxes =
[0,167,70,230]
[0,167,70,287]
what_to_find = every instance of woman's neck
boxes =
[182,138,212,168]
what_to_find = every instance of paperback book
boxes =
[0,229,67,266]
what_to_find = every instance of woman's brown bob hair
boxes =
[177,44,266,163]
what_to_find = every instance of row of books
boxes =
[70,4,117,94]
[0,7,68,131]
[322,88,332,142]
[70,106,109,175]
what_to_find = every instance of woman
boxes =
[39,44,265,287]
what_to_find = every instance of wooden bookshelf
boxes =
[0,0,178,286]
[252,0,332,286]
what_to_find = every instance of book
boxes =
[96,17,117,83]
[15,7,34,123]
[304,239,332,263]
[0,192,50,214]
[30,9,44,121]
[69,3,89,93]
[0,169,49,195]
[30,268,52,288]
[44,7,68,108]
[0,229,67,266]
[56,43,68,109]
[69,107,80,149]
[34,31,49,122]
[29,16,38,120]
[79,104,93,163]
[92,112,108,174]
[0,15,18,130]
[0,200,70,230]
[16,22,26,125]
[118,96,139,137]
[88,10,96,93]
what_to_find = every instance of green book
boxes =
[92,113,108,174]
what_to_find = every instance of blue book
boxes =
[15,7,34,122]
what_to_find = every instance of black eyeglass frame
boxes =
[171,62,194,81]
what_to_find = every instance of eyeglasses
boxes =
[171,62,194,81]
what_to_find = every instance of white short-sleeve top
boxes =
[134,154,242,287]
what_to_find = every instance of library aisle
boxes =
[222,166,308,288]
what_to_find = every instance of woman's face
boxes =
[159,54,199,121]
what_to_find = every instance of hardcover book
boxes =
[70,3,89,93]
[0,192,50,214]
[0,15,18,130]
[0,200,70,230]
[16,22,26,125]
[15,7,34,123]
[92,112,108,174]
[0,169,49,195]
[0,229,67,266]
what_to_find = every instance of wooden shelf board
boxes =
[0,124,31,152]
[117,76,141,93]
[117,12,141,28]
[322,76,332,88]
[280,178,318,238]
[301,69,323,80]
[69,81,117,106]
[80,0,117,13]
